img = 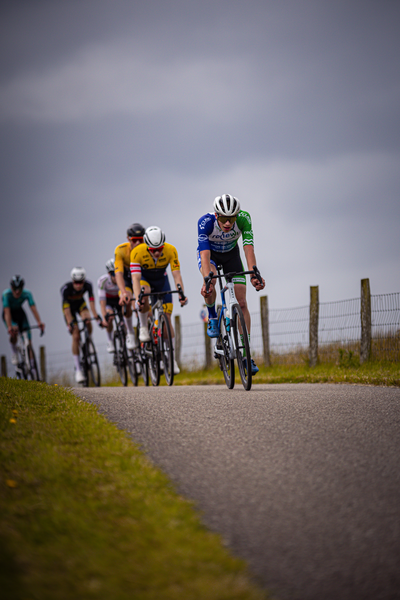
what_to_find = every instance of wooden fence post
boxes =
[204,322,212,369]
[360,278,371,363]
[174,315,181,368]
[1,355,7,378]
[260,295,271,366]
[40,346,46,382]
[309,285,319,367]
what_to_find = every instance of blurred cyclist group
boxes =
[2,194,264,382]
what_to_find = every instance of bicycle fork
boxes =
[213,286,236,361]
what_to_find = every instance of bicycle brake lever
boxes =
[205,271,214,294]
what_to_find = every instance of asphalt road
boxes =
[73,383,400,600]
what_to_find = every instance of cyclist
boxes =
[97,259,120,353]
[61,267,101,383]
[130,226,188,375]
[2,275,45,367]
[114,223,145,350]
[197,194,265,375]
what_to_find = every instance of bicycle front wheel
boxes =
[216,309,235,389]
[86,338,101,387]
[127,349,138,386]
[159,313,174,386]
[232,304,252,391]
[28,346,40,381]
[147,318,160,386]
[113,331,127,386]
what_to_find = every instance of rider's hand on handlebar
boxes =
[251,275,265,291]
[119,291,130,305]
[179,296,188,307]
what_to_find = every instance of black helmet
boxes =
[10,275,24,290]
[127,223,145,239]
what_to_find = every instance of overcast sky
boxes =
[1,0,399,365]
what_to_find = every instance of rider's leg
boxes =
[80,308,92,334]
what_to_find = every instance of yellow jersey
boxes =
[130,242,180,282]
[114,242,131,275]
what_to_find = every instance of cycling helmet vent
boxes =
[144,226,166,248]
[70,267,86,282]
[213,194,240,217]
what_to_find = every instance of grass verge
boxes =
[173,360,400,387]
[0,377,268,600]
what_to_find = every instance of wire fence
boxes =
[179,292,400,368]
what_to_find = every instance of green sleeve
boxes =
[236,211,254,246]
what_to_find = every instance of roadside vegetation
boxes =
[105,357,400,387]
[0,377,269,600]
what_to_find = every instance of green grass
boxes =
[0,378,268,600]
[172,359,400,387]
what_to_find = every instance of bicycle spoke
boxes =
[113,331,127,386]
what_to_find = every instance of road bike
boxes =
[14,325,43,381]
[75,317,101,387]
[130,306,149,386]
[106,306,140,386]
[204,265,263,391]
[137,285,186,386]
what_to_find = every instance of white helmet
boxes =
[144,226,165,248]
[70,266,86,282]
[213,194,240,217]
[105,258,115,273]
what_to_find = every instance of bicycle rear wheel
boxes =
[232,304,252,391]
[86,337,101,387]
[113,331,127,386]
[159,313,174,386]
[216,309,234,389]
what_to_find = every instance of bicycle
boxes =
[14,325,43,381]
[204,265,263,391]
[74,317,101,387]
[137,284,186,386]
[106,306,140,386]
[130,306,149,386]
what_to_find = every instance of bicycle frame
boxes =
[213,276,238,361]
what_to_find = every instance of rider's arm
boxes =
[3,306,14,332]
[243,245,265,290]
[89,299,100,320]
[64,306,74,327]
[199,249,213,279]
[30,304,45,332]
[131,271,142,303]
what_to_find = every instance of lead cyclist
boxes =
[197,194,265,375]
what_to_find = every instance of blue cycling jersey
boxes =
[197,211,254,253]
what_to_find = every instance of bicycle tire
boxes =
[216,308,235,389]
[232,304,252,391]
[113,331,127,386]
[28,346,40,381]
[159,313,174,386]
[80,344,89,387]
[86,337,101,387]
[127,349,138,386]
[147,317,160,386]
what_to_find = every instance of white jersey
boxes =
[97,273,119,302]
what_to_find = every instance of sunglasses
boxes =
[217,214,237,224]
[130,237,143,242]
[149,245,164,253]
